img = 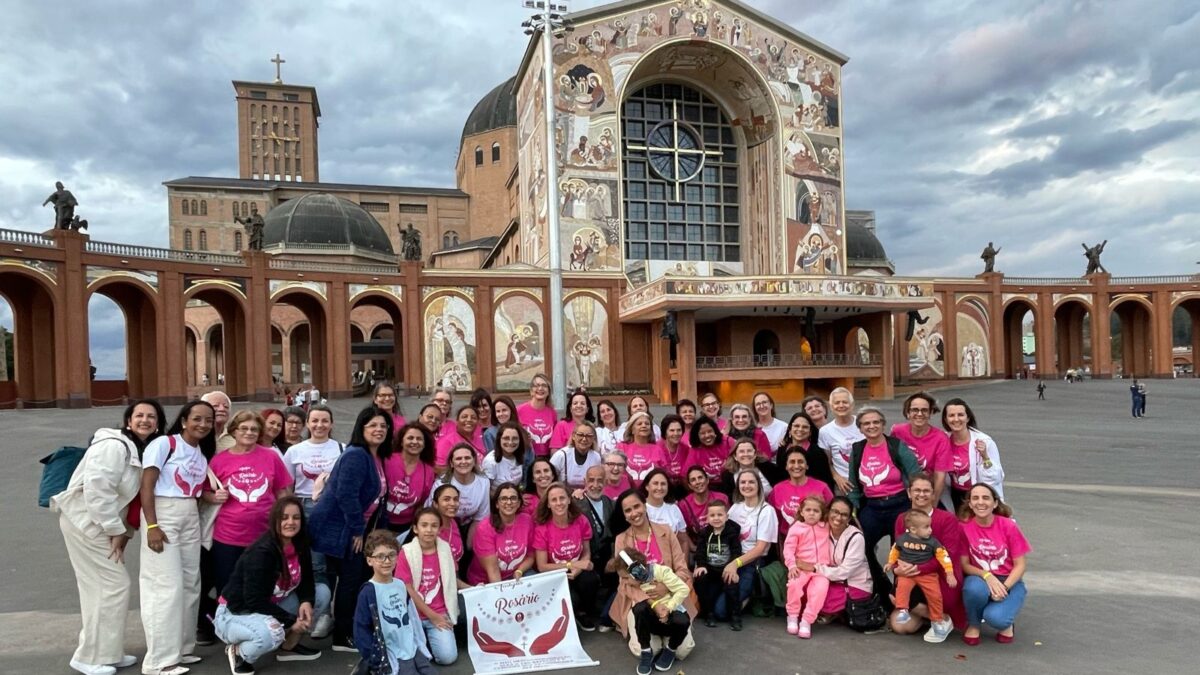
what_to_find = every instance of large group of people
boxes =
[53,378,1028,675]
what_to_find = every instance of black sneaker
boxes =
[226,645,255,674]
[196,628,217,647]
[654,647,676,672]
[277,644,322,661]
[636,649,654,675]
[705,615,717,628]
[330,637,357,653]
[577,615,597,632]
[731,615,743,631]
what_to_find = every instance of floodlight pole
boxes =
[524,1,571,412]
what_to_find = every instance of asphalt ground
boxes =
[3,378,1197,674]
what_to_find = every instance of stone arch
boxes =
[184,283,250,397]
[753,329,781,364]
[1002,298,1037,378]
[1053,298,1091,374]
[350,291,405,388]
[87,277,161,399]
[0,267,58,407]
[184,323,200,386]
[271,287,330,393]
[1110,296,1155,377]
[1172,295,1200,376]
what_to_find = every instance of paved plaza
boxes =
[3,379,1197,674]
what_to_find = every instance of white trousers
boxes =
[139,497,201,670]
[60,515,131,666]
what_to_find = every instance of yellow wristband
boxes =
[735,558,743,568]
[982,572,992,580]
[146,524,159,530]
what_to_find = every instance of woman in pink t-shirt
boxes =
[942,398,1006,511]
[657,414,691,494]
[522,457,559,514]
[533,483,600,629]
[435,406,485,471]
[680,466,729,543]
[468,483,535,585]
[687,416,733,486]
[619,411,663,486]
[550,390,595,451]
[373,381,406,431]
[517,374,557,458]
[207,411,294,609]
[890,392,952,503]
[957,483,1029,646]
[769,446,834,536]
[726,403,774,461]
[384,423,437,538]
[429,483,466,571]
[698,392,729,431]
[601,450,634,499]
[775,412,837,494]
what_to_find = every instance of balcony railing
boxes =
[695,353,882,370]
[1110,275,1198,285]
[267,258,398,275]
[1002,277,1090,286]
[84,240,246,266]
[0,228,55,247]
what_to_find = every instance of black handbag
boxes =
[838,532,887,632]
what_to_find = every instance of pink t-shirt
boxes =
[948,440,972,489]
[679,491,729,533]
[272,542,301,602]
[690,437,734,482]
[440,523,464,564]
[518,403,558,457]
[858,442,905,498]
[468,513,534,585]
[602,475,632,500]
[549,419,582,451]
[210,446,293,547]
[435,429,486,467]
[390,413,407,431]
[620,441,663,484]
[436,419,457,442]
[523,492,541,516]
[397,550,447,615]
[768,478,835,533]
[627,531,664,564]
[383,457,437,526]
[532,517,593,564]
[891,423,952,473]
[657,442,692,483]
[962,516,1030,577]
[363,457,387,523]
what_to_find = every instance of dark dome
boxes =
[262,194,394,256]
[846,219,890,265]
[462,76,518,139]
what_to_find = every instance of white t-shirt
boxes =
[549,447,602,489]
[481,453,525,486]
[426,475,492,523]
[143,434,208,498]
[818,418,864,478]
[645,501,687,533]
[727,501,779,555]
[595,427,620,456]
[758,418,789,451]
[284,439,343,497]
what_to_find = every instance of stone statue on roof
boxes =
[1082,240,1107,275]
[980,241,1000,273]
[235,212,266,250]
[401,223,422,261]
[42,181,78,230]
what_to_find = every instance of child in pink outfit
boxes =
[783,495,832,638]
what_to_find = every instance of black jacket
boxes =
[221,533,316,629]
[575,494,615,567]
[694,520,742,569]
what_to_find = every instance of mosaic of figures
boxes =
[786,178,842,275]
[516,0,846,276]
[517,44,550,267]
[665,276,929,300]
[957,298,991,378]
[560,176,622,271]
[423,293,477,391]
[908,303,946,377]
[493,294,545,390]
[563,293,610,389]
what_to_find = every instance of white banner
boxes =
[461,569,599,675]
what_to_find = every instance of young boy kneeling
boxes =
[354,529,433,675]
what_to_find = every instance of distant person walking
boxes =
[1136,380,1147,417]
[1129,379,1143,418]
[1036,381,1045,401]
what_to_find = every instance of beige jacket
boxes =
[50,428,142,538]
[402,538,460,622]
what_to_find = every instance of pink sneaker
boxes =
[786,616,799,635]
[798,620,812,639]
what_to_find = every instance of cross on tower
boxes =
[626,100,722,202]
[271,53,286,83]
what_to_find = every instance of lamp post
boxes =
[523,1,571,412]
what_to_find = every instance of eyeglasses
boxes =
[235,426,260,434]
[604,462,627,469]
[369,553,397,562]
[532,383,549,390]
[702,402,719,409]
[574,432,596,439]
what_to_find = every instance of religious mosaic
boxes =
[908,302,945,377]
[423,293,477,391]
[957,298,991,378]
[493,293,545,390]
[563,293,610,389]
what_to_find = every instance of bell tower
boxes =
[233,54,321,182]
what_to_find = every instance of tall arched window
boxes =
[182,199,190,215]
[622,82,739,262]
[232,202,240,218]
[190,199,199,215]
[199,230,208,251]
[491,142,501,163]
[200,200,207,216]
[183,229,193,250]
[474,146,483,166]
[442,231,460,248]
[753,329,781,365]
[235,231,243,250]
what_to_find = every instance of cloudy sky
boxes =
[1,0,1198,376]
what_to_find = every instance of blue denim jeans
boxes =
[962,575,1026,631]
[300,497,328,587]
[213,584,329,664]
[421,618,458,665]
[714,560,760,619]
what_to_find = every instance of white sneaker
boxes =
[311,613,334,639]
[69,659,116,675]
[109,656,137,669]
[924,618,953,643]
[179,656,201,665]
